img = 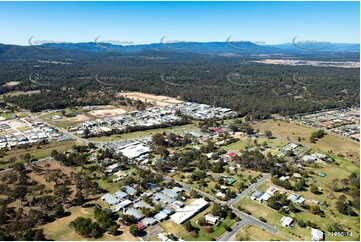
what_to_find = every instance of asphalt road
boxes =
[158,170,279,241]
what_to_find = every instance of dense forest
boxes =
[0,44,359,118]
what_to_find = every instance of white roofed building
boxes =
[170,198,209,224]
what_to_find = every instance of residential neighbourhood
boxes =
[1,98,359,241]
[291,107,360,141]
[68,102,238,138]
[0,93,358,242]
[0,117,72,149]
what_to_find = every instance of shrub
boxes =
[198,218,206,226]
[298,220,306,228]
[259,217,267,223]
[204,226,214,233]
[224,225,232,232]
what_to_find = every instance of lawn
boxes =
[41,206,138,241]
[237,224,286,241]
[0,140,79,169]
[257,137,287,148]
[39,107,91,128]
[236,197,309,241]
[88,123,198,142]
[224,140,248,151]
[0,111,27,119]
[49,119,83,129]
[95,174,121,194]
[41,206,95,241]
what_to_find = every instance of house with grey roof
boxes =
[101,193,119,206]
[123,186,137,196]
[250,190,264,200]
[171,187,184,194]
[287,193,300,203]
[281,216,294,227]
[113,199,132,212]
[161,189,178,199]
[142,217,157,227]
[311,228,324,241]
[171,201,184,209]
[114,191,128,200]
[134,200,152,209]
[125,208,144,221]
[154,211,168,221]
[161,206,174,215]
[153,192,175,204]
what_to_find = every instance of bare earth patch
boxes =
[68,114,91,122]
[2,81,21,87]
[118,92,183,106]
[89,108,128,117]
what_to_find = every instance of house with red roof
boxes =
[209,127,223,133]
[223,151,238,162]
[137,222,146,230]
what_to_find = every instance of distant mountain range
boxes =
[1,41,359,54]
[0,41,359,61]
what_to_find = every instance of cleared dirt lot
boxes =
[119,92,183,106]
[89,108,128,117]
[68,114,91,122]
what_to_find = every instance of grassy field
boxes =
[94,167,135,194]
[223,138,286,153]
[236,197,312,241]
[0,111,27,119]
[41,206,138,241]
[253,120,360,164]
[236,224,286,241]
[48,119,84,129]
[88,123,198,142]
[224,140,248,151]
[0,141,79,169]
[257,137,287,148]
[39,107,91,128]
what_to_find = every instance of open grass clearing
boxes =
[88,123,198,142]
[0,140,79,169]
[253,120,360,165]
[41,206,138,241]
[238,224,286,241]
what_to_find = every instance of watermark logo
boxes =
[292,72,316,86]
[29,73,57,86]
[226,36,266,51]
[28,36,68,50]
[160,36,196,51]
[95,73,133,87]
[226,72,254,86]
[292,36,331,51]
[94,36,134,51]
[160,73,198,87]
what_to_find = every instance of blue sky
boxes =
[0,1,359,45]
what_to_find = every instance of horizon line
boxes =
[2,40,360,47]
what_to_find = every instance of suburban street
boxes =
[156,169,281,241]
